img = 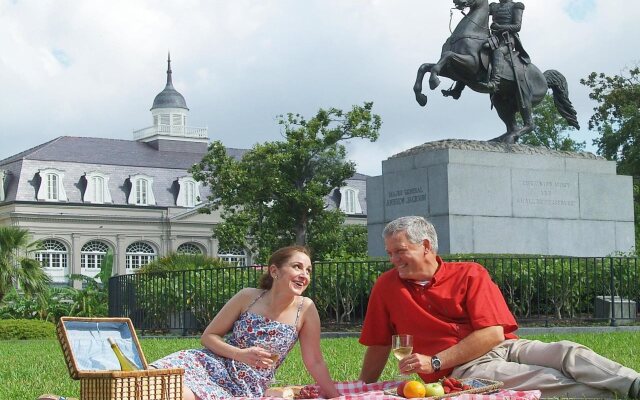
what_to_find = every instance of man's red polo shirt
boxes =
[359,257,518,382]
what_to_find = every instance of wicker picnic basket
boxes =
[57,317,184,400]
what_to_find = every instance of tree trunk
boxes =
[295,214,307,245]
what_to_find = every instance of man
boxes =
[359,216,640,399]
[484,0,530,94]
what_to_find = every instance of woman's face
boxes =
[272,251,312,295]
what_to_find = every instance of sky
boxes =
[1,0,638,176]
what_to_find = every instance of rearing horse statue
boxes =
[413,0,579,143]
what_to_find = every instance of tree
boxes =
[635,178,640,254]
[580,66,640,176]
[191,102,381,262]
[0,226,51,303]
[519,94,585,151]
[306,210,368,261]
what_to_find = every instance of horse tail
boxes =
[543,69,580,130]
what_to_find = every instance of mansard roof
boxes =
[0,136,245,168]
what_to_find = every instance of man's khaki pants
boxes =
[452,339,639,398]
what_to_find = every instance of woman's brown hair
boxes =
[258,245,311,290]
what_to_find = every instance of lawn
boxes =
[1,332,639,399]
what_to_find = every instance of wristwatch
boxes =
[431,355,442,372]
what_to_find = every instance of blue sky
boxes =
[1,0,639,176]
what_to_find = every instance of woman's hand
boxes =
[236,346,277,369]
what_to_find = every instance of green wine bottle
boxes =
[107,337,140,371]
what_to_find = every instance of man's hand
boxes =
[398,353,434,375]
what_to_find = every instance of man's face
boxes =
[384,231,431,280]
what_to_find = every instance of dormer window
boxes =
[84,172,112,204]
[0,170,6,202]
[37,168,67,202]
[128,174,156,206]
[176,177,200,207]
[339,186,362,214]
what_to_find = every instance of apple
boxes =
[397,381,408,397]
[424,382,445,397]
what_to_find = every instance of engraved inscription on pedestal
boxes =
[512,171,579,218]
[386,187,427,207]
[382,169,429,220]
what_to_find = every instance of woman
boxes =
[151,246,340,400]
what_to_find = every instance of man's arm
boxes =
[359,345,391,383]
[398,326,505,375]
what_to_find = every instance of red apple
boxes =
[397,381,408,397]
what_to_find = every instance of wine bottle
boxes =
[107,337,140,371]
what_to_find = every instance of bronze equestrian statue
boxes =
[413,0,580,143]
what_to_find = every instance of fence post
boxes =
[182,270,188,336]
[609,258,617,327]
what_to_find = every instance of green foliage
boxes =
[449,255,640,321]
[307,211,368,261]
[0,319,56,340]
[580,65,640,176]
[131,254,266,332]
[635,179,640,253]
[309,260,389,324]
[519,94,585,151]
[0,285,108,321]
[138,252,230,273]
[190,102,381,262]
[0,226,51,304]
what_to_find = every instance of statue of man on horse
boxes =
[413,0,580,144]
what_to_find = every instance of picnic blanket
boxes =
[226,380,541,400]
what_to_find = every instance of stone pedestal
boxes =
[367,140,635,257]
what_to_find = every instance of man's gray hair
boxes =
[382,216,438,253]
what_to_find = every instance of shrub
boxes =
[0,319,56,339]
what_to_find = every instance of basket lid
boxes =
[57,317,148,379]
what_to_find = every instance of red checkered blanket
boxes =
[227,380,541,400]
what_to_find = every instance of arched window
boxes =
[177,242,202,255]
[37,168,68,202]
[177,177,200,207]
[35,239,68,283]
[126,242,156,271]
[0,170,6,202]
[84,172,112,204]
[339,186,362,215]
[81,240,109,270]
[128,174,156,206]
[217,246,246,266]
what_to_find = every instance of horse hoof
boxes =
[441,89,461,100]
[489,132,512,143]
[415,93,428,107]
[429,76,441,90]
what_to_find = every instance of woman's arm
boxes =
[201,288,274,368]
[298,299,340,398]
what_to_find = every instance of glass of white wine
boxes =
[392,334,413,380]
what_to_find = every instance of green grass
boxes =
[2,332,639,399]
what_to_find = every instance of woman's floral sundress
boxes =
[151,291,303,399]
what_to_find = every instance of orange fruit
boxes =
[403,381,426,398]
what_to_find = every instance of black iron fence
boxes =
[109,257,640,334]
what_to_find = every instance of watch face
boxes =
[432,356,441,370]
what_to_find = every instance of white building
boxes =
[0,57,367,284]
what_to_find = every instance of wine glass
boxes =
[392,334,413,381]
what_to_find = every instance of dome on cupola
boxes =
[151,53,189,111]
